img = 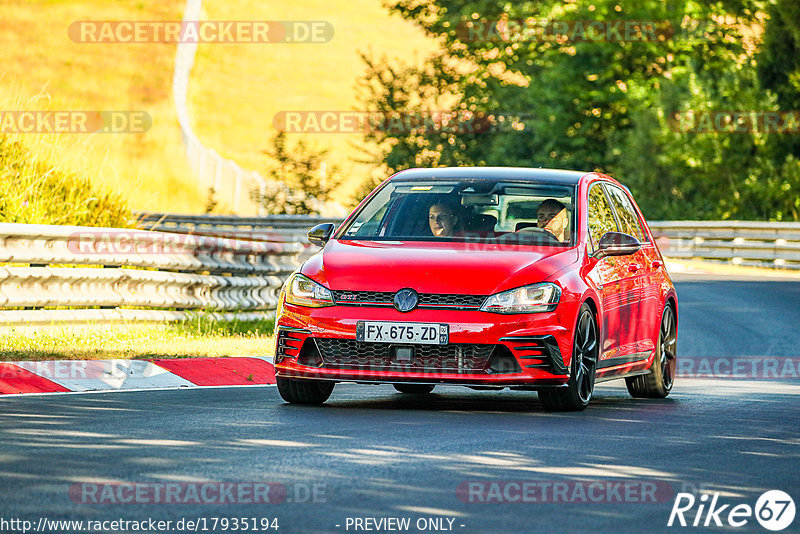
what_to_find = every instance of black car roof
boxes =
[390,167,590,184]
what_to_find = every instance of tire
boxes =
[626,304,677,398]
[539,304,598,411]
[393,384,435,394]
[276,377,335,405]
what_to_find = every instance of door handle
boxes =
[651,260,662,269]
[628,264,640,273]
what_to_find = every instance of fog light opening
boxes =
[486,346,522,374]
[297,340,324,368]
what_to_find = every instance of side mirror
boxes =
[594,231,641,259]
[307,223,335,247]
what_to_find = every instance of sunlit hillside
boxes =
[189,0,438,206]
[0,0,204,213]
[0,0,437,215]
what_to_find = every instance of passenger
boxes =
[537,199,569,242]
[428,201,462,237]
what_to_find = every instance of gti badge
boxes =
[393,288,419,312]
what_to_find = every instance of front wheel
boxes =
[539,304,598,411]
[626,304,676,398]
[393,384,435,394]
[276,377,335,405]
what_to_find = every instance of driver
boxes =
[537,199,569,242]
[428,201,462,237]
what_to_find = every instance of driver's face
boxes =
[429,205,457,237]
[537,206,564,228]
[538,206,568,236]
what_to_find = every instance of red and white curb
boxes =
[0,357,275,395]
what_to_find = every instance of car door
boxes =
[603,184,656,362]
[585,182,638,365]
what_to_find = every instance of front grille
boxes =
[418,294,486,307]
[313,338,495,373]
[333,290,393,305]
[332,291,486,309]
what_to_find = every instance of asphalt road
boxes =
[1,273,799,534]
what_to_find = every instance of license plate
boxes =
[356,321,448,345]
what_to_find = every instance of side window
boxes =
[605,185,647,242]
[587,184,617,251]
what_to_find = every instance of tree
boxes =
[358,0,799,220]
[251,131,340,215]
[753,0,800,220]
[758,0,800,113]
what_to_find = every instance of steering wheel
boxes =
[516,226,561,243]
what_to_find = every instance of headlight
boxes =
[284,274,334,308]
[480,283,561,314]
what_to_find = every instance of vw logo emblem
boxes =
[393,289,418,312]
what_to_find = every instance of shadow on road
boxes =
[0,382,797,533]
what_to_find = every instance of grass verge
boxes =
[0,316,275,361]
[0,135,132,226]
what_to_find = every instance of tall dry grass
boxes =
[0,0,203,215]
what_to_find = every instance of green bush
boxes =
[0,135,132,227]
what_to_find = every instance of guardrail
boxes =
[137,213,341,242]
[1,218,797,325]
[0,223,301,325]
[139,214,800,270]
[648,221,800,269]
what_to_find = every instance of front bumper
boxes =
[274,302,573,387]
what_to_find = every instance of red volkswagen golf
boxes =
[274,167,678,410]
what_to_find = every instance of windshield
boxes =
[339,179,576,246]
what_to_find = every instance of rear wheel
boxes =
[626,304,676,398]
[276,377,335,405]
[393,384,435,394]
[539,304,598,411]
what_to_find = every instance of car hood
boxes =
[300,239,579,295]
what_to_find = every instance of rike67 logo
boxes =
[668,490,795,531]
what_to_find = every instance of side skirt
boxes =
[596,369,650,383]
